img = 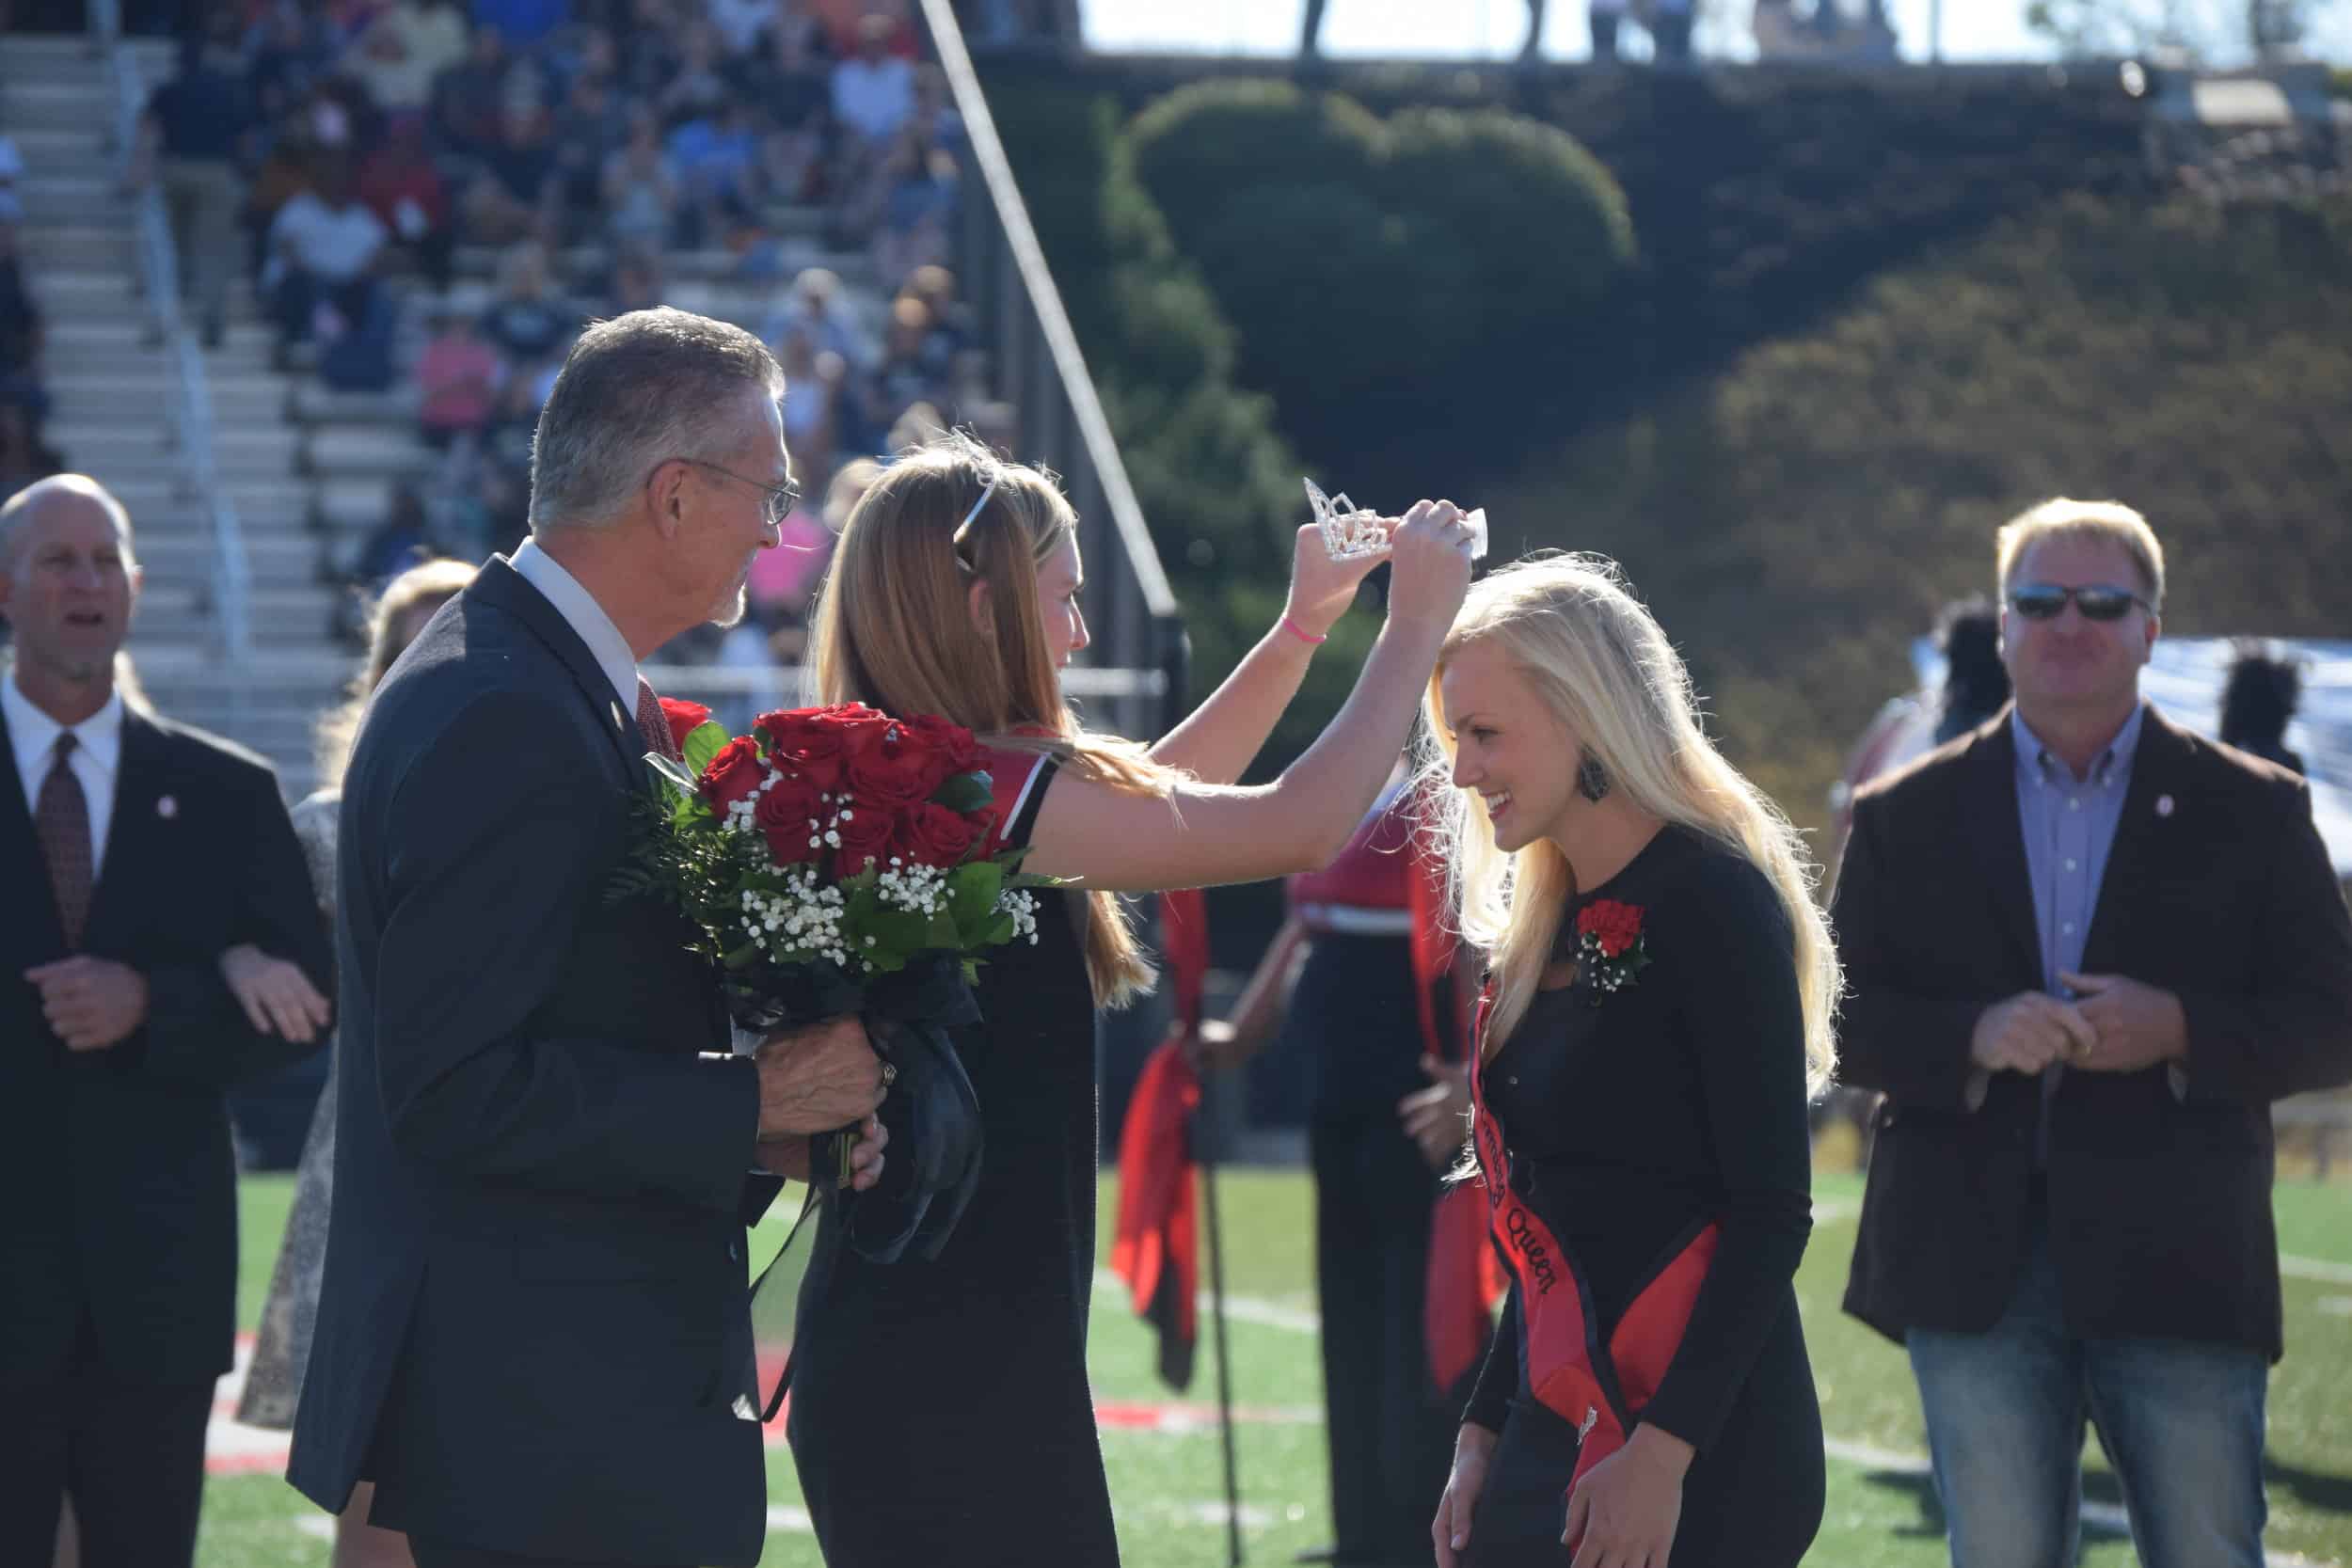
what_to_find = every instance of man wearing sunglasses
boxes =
[1830,498,2352,1568]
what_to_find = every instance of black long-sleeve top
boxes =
[1463,825,1816,1454]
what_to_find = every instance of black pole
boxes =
[1196,1068,1245,1567]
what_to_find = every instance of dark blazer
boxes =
[287,558,781,1567]
[1,700,328,1387]
[1834,704,2352,1361]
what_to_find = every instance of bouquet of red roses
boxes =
[620,698,1045,1027]
[617,698,1051,1297]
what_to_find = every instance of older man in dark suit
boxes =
[289,309,887,1568]
[1834,498,2352,1568]
[0,474,330,1567]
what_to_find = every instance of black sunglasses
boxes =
[2007,582,2153,623]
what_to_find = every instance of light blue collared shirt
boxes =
[2009,702,2150,1152]
[510,537,640,714]
[2010,702,2146,997]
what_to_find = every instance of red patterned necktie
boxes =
[36,731,93,948]
[635,677,682,763]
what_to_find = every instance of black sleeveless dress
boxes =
[787,755,1120,1566]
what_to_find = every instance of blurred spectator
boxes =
[668,98,765,245]
[246,0,339,125]
[812,0,916,55]
[735,8,834,133]
[1653,0,1694,60]
[0,221,46,432]
[479,241,575,367]
[550,66,632,236]
[1931,596,2010,744]
[463,99,563,246]
[429,25,516,163]
[832,13,915,148]
[415,302,501,448]
[2220,641,2308,775]
[134,26,257,347]
[778,331,842,478]
[356,118,453,291]
[657,21,733,124]
[762,265,867,367]
[345,0,471,119]
[264,156,386,346]
[335,481,450,641]
[871,138,958,283]
[602,108,685,249]
[859,293,948,436]
[615,0,691,96]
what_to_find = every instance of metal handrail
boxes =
[101,31,255,705]
[917,0,1188,738]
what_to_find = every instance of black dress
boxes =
[787,756,1121,1566]
[1462,826,1824,1568]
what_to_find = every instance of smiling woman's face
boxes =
[1035,532,1089,671]
[1439,636,1577,854]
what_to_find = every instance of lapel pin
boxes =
[611,700,627,730]
[156,795,178,819]
[2155,794,2175,818]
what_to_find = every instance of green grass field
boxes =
[199,1167,2352,1567]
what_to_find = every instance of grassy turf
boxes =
[200,1168,2350,1567]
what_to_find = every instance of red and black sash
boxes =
[1467,988,1719,1493]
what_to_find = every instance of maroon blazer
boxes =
[1833,705,2352,1360]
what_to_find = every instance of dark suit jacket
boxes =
[286,558,780,1567]
[1834,705,2352,1361]
[1,700,327,1387]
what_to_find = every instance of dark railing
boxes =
[919,0,1190,740]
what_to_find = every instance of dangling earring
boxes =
[1576,752,1611,803]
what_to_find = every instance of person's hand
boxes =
[1187,1019,1252,1076]
[1563,1424,1690,1568]
[1282,520,1391,641]
[1399,1053,1470,1171]
[219,943,332,1042]
[25,957,151,1052]
[1384,499,1476,634]
[755,1014,884,1137]
[1968,990,2096,1075]
[2058,972,2186,1073]
[755,1115,889,1191]
[1433,1422,1497,1568]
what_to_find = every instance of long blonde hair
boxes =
[316,559,478,787]
[808,431,1163,1006]
[1416,554,1839,1094]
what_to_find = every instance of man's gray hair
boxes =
[528,309,786,531]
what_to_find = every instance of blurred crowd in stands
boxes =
[21,0,1068,654]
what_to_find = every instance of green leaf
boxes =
[946,861,1007,927]
[681,720,732,776]
[645,753,700,798]
[930,772,993,814]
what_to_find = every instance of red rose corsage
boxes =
[1573,898,1651,1005]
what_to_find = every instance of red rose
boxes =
[846,721,948,812]
[699,736,765,814]
[659,697,711,754]
[833,798,898,875]
[893,800,981,867]
[901,712,983,777]
[759,704,890,793]
[753,770,829,865]
[1578,899,1645,959]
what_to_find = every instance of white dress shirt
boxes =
[509,537,642,713]
[5,664,127,879]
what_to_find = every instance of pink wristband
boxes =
[1280,614,1327,646]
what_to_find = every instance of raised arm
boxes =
[1024,502,1473,894]
[1148,523,1395,785]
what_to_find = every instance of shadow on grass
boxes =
[2263,1454,2352,1518]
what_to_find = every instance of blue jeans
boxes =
[1907,1215,2267,1568]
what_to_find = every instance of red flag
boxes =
[1159,886,1211,1031]
[1110,1037,1200,1389]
